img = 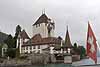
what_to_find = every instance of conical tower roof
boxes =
[64,26,72,48]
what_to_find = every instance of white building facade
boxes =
[32,14,55,38]
[17,13,62,54]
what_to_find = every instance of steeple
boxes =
[65,26,72,48]
[42,9,45,14]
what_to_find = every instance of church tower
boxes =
[32,13,55,38]
[62,26,73,54]
[65,26,72,48]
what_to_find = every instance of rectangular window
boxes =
[26,47,28,50]
[24,47,25,50]
[38,50,40,53]
[38,45,40,49]
[30,46,32,50]
[33,46,35,49]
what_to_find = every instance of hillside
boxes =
[0,32,8,44]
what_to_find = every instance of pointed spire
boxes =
[65,25,72,48]
[42,8,45,14]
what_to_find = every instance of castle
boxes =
[17,13,73,55]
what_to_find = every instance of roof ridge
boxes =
[33,13,49,25]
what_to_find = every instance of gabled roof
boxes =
[64,26,72,48]
[22,34,61,47]
[20,30,30,39]
[33,14,49,26]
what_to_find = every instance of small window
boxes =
[33,46,35,49]
[26,47,28,50]
[30,51,32,53]
[38,45,40,49]
[38,50,40,54]
[30,46,32,50]
[24,47,25,50]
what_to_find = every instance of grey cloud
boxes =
[0,0,100,46]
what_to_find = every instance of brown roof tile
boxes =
[22,34,61,47]
[33,14,49,25]
[20,30,30,39]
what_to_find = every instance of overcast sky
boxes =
[0,0,100,46]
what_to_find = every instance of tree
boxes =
[3,25,22,58]
[73,43,78,53]
[4,34,16,58]
[6,48,16,58]
[4,35,15,48]
[73,42,78,49]
[78,46,86,59]
[0,44,2,57]
[13,25,21,48]
[14,25,21,58]
[14,25,21,39]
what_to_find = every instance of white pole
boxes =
[2,48,3,57]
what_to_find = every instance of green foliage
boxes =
[0,32,8,43]
[13,25,21,48]
[4,35,15,48]
[73,43,78,53]
[14,25,21,58]
[80,46,86,58]
[4,34,16,58]
[0,44,2,57]
[73,42,86,59]
[2,25,22,58]
[73,42,78,48]
[14,25,21,39]
[78,46,86,59]
[16,48,20,59]
[6,48,16,58]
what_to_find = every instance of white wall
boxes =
[33,23,55,38]
[33,23,48,38]
[21,44,49,54]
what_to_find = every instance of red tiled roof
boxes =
[22,34,61,47]
[33,14,49,26]
[20,30,30,39]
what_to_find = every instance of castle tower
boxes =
[32,13,55,38]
